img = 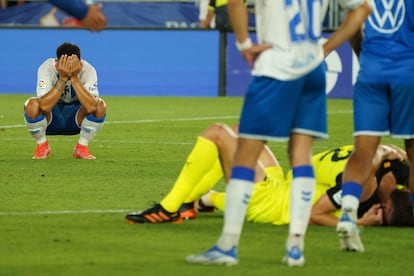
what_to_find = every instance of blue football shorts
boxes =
[46,102,82,135]
[238,63,327,141]
[353,82,414,138]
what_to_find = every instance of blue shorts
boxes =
[239,64,327,141]
[354,82,414,138]
[46,102,81,135]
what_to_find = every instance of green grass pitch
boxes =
[0,94,413,275]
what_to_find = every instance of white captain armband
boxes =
[236,37,253,51]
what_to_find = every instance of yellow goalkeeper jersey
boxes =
[245,145,353,224]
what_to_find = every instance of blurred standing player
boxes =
[186,0,370,267]
[199,0,215,29]
[325,0,414,252]
[48,0,106,31]
[24,42,107,160]
[201,0,233,31]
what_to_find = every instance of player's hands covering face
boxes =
[55,54,72,81]
[69,55,83,79]
[55,55,83,80]
[360,204,383,226]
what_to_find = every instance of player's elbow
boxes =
[84,98,106,117]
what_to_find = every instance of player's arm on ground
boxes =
[309,194,340,226]
[323,0,371,57]
[310,194,383,226]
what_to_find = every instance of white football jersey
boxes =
[36,58,99,104]
[251,0,365,80]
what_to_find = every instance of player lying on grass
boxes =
[125,123,414,227]
[23,42,106,160]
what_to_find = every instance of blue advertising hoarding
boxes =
[0,28,219,97]
[226,33,358,98]
[0,28,356,98]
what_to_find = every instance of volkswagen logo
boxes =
[368,0,405,34]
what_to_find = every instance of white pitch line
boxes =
[0,137,195,144]
[0,115,239,129]
[0,124,26,129]
[0,209,133,216]
[0,110,352,129]
[105,115,239,125]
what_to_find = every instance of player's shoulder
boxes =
[313,145,354,162]
[37,58,55,72]
[81,59,97,71]
[323,145,354,154]
[39,58,55,67]
[81,59,93,67]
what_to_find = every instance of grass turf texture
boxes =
[0,94,413,275]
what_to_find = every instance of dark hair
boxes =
[389,189,414,227]
[56,42,81,59]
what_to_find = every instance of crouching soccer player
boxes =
[24,42,106,159]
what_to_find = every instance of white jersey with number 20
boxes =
[252,0,364,81]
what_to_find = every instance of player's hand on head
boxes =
[69,55,82,78]
[386,144,407,161]
[360,204,383,226]
[381,144,406,161]
[55,54,71,81]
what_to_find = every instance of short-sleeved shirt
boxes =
[36,58,99,104]
[358,0,414,83]
[250,0,365,81]
[246,145,394,224]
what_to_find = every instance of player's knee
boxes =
[94,98,107,118]
[203,123,224,136]
[24,97,41,119]
[202,123,230,143]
